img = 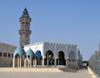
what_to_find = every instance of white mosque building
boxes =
[13,8,83,68]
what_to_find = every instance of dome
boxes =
[26,48,35,59]
[35,51,42,60]
[13,46,26,58]
[19,8,31,19]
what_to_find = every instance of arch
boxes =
[15,53,20,58]
[58,51,65,65]
[13,46,26,59]
[36,50,42,65]
[45,50,54,65]
[26,49,35,60]
[27,55,30,59]
[69,51,76,62]
[35,51,42,60]
[15,53,20,67]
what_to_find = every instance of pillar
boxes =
[47,59,48,66]
[13,58,15,68]
[20,58,22,68]
[58,59,59,65]
[33,60,35,67]
[55,58,56,67]
[51,53,53,65]
[30,59,32,67]
[35,59,37,67]
[47,52,49,66]
[66,59,67,66]
[42,58,45,67]
[28,59,30,67]
[38,60,39,67]
[24,58,26,68]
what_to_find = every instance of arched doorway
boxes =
[58,51,65,65]
[46,50,54,65]
[15,53,20,67]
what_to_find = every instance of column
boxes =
[47,52,49,66]
[55,58,56,67]
[20,58,22,68]
[66,59,67,66]
[51,53,53,65]
[33,60,35,67]
[47,60,49,66]
[35,59,37,67]
[38,60,40,67]
[30,59,32,67]
[58,59,59,65]
[28,59,29,67]
[18,57,20,67]
[13,58,15,68]
[42,58,45,67]
[24,58,26,68]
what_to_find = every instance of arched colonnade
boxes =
[13,46,76,68]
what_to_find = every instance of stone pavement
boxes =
[0,68,91,78]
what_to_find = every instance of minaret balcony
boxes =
[19,30,31,34]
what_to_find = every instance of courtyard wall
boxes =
[0,42,17,67]
[88,50,100,78]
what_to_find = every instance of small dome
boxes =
[24,8,27,11]
[13,46,26,58]
[26,49,35,59]
[35,51,42,60]
[19,8,31,19]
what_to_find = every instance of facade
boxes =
[13,42,82,68]
[0,42,17,67]
[24,42,83,67]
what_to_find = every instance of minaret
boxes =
[19,8,32,47]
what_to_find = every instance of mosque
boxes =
[0,8,82,68]
[12,8,83,68]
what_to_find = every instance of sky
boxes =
[0,0,100,60]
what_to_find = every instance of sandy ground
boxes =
[0,68,91,78]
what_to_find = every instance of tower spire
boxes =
[19,9,32,47]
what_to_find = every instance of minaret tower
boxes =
[19,8,32,47]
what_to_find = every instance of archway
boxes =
[69,51,76,62]
[15,53,20,67]
[35,51,42,66]
[46,50,54,65]
[58,51,65,65]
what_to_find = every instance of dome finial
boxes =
[24,7,27,11]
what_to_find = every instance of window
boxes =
[4,53,7,57]
[8,53,10,57]
[0,52,2,57]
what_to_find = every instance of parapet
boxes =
[67,43,78,47]
[24,41,78,47]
